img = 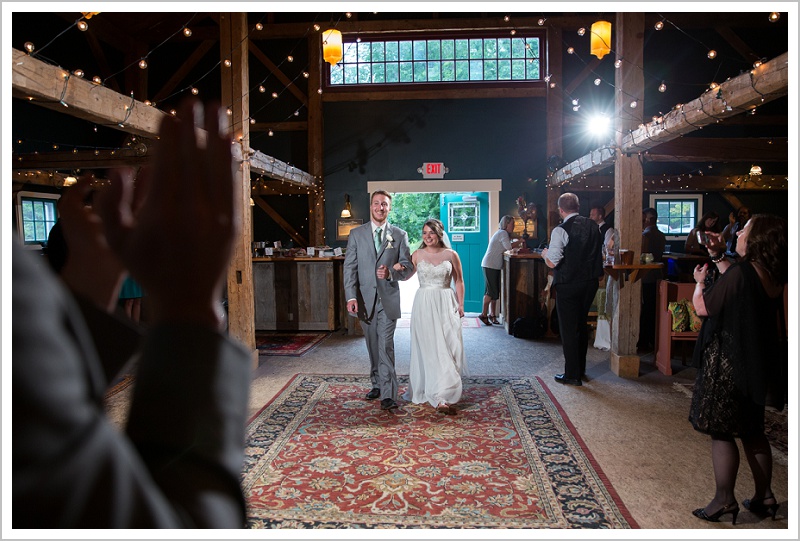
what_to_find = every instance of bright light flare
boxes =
[588,114,611,137]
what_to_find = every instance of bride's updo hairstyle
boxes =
[420,218,447,249]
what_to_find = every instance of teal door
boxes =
[440,192,489,313]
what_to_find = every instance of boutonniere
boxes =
[385,233,394,249]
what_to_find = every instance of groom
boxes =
[343,190,413,411]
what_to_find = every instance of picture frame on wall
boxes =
[336,218,362,240]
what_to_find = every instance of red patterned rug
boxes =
[255,332,330,356]
[243,375,637,529]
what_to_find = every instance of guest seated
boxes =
[13,99,252,528]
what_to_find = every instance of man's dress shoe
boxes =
[554,374,583,386]
[380,398,399,410]
[365,388,380,400]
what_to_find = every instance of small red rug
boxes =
[243,375,637,529]
[255,332,330,356]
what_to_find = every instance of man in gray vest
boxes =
[542,193,604,386]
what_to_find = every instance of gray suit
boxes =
[343,222,412,401]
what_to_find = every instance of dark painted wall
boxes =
[318,97,549,247]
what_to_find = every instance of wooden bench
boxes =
[655,280,699,376]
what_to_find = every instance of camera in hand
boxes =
[697,230,709,246]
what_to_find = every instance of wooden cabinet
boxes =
[501,253,549,334]
[253,258,342,331]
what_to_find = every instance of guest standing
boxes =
[398,219,468,415]
[685,211,722,255]
[479,215,521,325]
[343,190,413,411]
[721,206,751,258]
[13,99,252,527]
[638,207,667,352]
[542,193,604,386]
[689,214,787,525]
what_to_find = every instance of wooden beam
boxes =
[560,175,788,191]
[248,150,315,186]
[323,86,547,102]
[644,137,787,162]
[254,197,308,247]
[250,121,307,132]
[307,32,325,246]
[12,146,150,170]
[549,51,789,187]
[13,170,71,187]
[248,41,308,107]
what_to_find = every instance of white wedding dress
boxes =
[403,259,468,407]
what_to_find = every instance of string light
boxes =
[183,27,192,37]
[24,41,35,53]
[255,23,263,31]
[577,27,586,36]
[77,20,88,31]
[658,82,667,92]
[769,12,780,22]
[138,59,148,69]
[707,49,717,59]
[655,20,664,30]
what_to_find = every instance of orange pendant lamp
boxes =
[590,20,612,59]
[322,29,343,66]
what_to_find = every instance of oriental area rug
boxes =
[255,332,330,356]
[243,375,637,529]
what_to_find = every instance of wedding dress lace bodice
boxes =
[416,259,452,289]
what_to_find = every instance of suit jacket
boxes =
[343,222,412,321]
[12,241,251,528]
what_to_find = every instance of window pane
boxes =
[399,41,413,61]
[22,201,33,221]
[372,63,385,83]
[498,59,512,79]
[386,63,399,82]
[343,42,358,63]
[441,60,455,81]
[427,61,441,81]
[526,38,540,57]
[427,40,440,60]
[455,39,469,59]
[511,59,526,79]
[330,64,344,84]
[469,39,482,59]
[385,41,398,62]
[455,60,470,80]
[441,40,454,59]
[371,42,384,62]
[358,63,372,83]
[484,59,497,80]
[344,64,358,84]
[33,201,44,221]
[511,38,526,58]
[24,222,35,241]
[469,59,483,80]
[413,40,426,61]
[399,61,414,82]
[34,222,45,241]
[497,38,511,59]
[483,38,497,59]
[414,61,427,82]
[526,59,540,79]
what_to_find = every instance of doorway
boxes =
[367,179,502,315]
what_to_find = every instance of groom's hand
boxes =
[347,299,359,314]
[376,265,390,280]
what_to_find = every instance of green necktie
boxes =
[374,227,382,252]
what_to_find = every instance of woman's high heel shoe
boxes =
[692,502,740,524]
[743,497,779,519]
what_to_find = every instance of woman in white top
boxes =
[479,215,521,325]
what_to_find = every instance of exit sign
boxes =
[419,162,448,179]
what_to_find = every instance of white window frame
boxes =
[15,191,60,250]
[648,193,703,242]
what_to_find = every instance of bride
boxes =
[395,218,468,415]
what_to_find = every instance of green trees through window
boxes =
[330,36,541,86]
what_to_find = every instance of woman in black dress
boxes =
[689,214,787,524]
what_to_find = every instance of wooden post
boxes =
[220,13,257,367]
[610,13,645,377]
[308,32,325,246]
[545,27,563,239]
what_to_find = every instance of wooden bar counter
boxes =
[501,251,549,334]
[252,256,343,331]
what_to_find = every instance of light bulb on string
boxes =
[510,29,516,36]
[268,129,274,136]
[255,23,263,31]
[537,18,546,25]
[138,59,147,69]
[655,20,664,30]
[567,47,574,54]
[271,92,278,98]
[92,76,102,84]
[629,100,637,108]
[183,27,192,37]
[594,78,601,86]
[24,42,34,53]
[287,55,294,62]
[259,85,266,93]
[769,12,780,22]
[302,71,309,78]
[658,81,666,92]
[614,59,622,68]
[707,49,717,59]
[77,20,88,31]
[223,59,231,67]
[191,87,199,95]
[73,69,84,78]
[313,24,320,31]
[504,15,510,22]
[577,27,585,36]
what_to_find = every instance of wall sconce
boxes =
[340,194,352,218]
[749,165,762,176]
[322,29,343,66]
[590,20,612,59]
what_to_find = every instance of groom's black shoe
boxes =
[380,398,399,410]
[365,388,381,400]
[554,374,582,386]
